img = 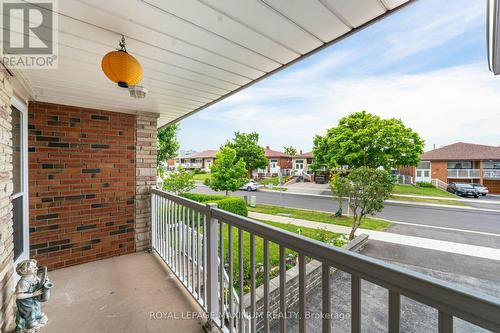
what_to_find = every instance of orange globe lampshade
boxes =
[101,50,142,88]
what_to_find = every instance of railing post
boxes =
[205,203,219,331]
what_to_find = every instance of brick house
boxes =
[403,142,500,193]
[191,150,218,172]
[291,151,314,174]
[263,146,292,175]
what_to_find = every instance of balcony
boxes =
[447,169,481,179]
[483,169,500,179]
[146,189,500,333]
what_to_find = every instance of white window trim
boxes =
[12,95,29,269]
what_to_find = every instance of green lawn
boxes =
[221,220,343,292]
[192,173,210,182]
[161,206,344,292]
[389,195,466,206]
[260,176,292,186]
[248,204,391,231]
[392,184,457,198]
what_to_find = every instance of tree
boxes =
[157,123,180,169]
[162,167,195,195]
[209,147,248,195]
[330,167,394,240]
[312,111,424,170]
[283,146,297,156]
[225,131,268,177]
[329,171,349,217]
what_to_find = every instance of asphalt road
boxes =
[193,186,500,248]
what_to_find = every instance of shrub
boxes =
[215,197,248,217]
[416,182,435,188]
[181,193,248,217]
[182,193,225,202]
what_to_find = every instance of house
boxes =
[291,150,314,175]
[403,142,500,193]
[168,150,198,170]
[0,1,497,333]
[263,146,292,176]
[191,150,218,172]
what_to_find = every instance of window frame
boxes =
[11,96,29,268]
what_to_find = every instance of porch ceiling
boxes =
[15,0,413,127]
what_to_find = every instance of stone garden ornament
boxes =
[15,259,54,332]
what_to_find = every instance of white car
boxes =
[240,180,259,191]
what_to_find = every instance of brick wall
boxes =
[28,102,136,270]
[431,161,447,183]
[135,113,158,251]
[0,70,15,332]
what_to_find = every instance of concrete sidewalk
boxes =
[249,212,500,261]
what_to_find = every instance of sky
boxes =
[177,0,499,153]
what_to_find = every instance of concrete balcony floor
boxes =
[43,252,206,333]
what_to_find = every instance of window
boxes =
[447,161,471,169]
[270,159,278,169]
[11,102,28,264]
[483,161,500,169]
[12,107,22,193]
[295,159,304,170]
[417,161,430,169]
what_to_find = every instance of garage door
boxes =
[483,179,500,194]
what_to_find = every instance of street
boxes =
[193,185,500,248]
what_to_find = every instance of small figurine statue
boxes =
[15,259,53,333]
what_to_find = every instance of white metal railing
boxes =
[447,169,480,179]
[483,169,500,179]
[151,189,500,333]
[394,174,414,185]
[432,178,449,190]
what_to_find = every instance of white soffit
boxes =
[13,0,413,127]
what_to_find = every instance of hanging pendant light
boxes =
[101,36,143,88]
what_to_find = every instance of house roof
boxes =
[296,151,313,158]
[10,1,413,128]
[264,147,290,158]
[191,150,218,158]
[421,142,500,161]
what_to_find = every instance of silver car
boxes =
[470,183,489,196]
[240,180,259,191]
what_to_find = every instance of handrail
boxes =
[151,189,500,332]
[211,208,500,331]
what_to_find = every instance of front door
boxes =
[12,97,29,268]
[416,161,431,183]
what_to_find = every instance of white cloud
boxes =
[381,0,484,60]
[184,63,500,152]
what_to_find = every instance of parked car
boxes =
[315,174,328,184]
[446,183,479,198]
[240,180,260,191]
[470,183,489,196]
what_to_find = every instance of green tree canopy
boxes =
[283,146,298,156]
[162,167,195,195]
[157,123,180,166]
[312,111,424,170]
[330,167,394,239]
[209,146,248,195]
[225,131,268,176]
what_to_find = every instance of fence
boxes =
[151,188,500,333]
